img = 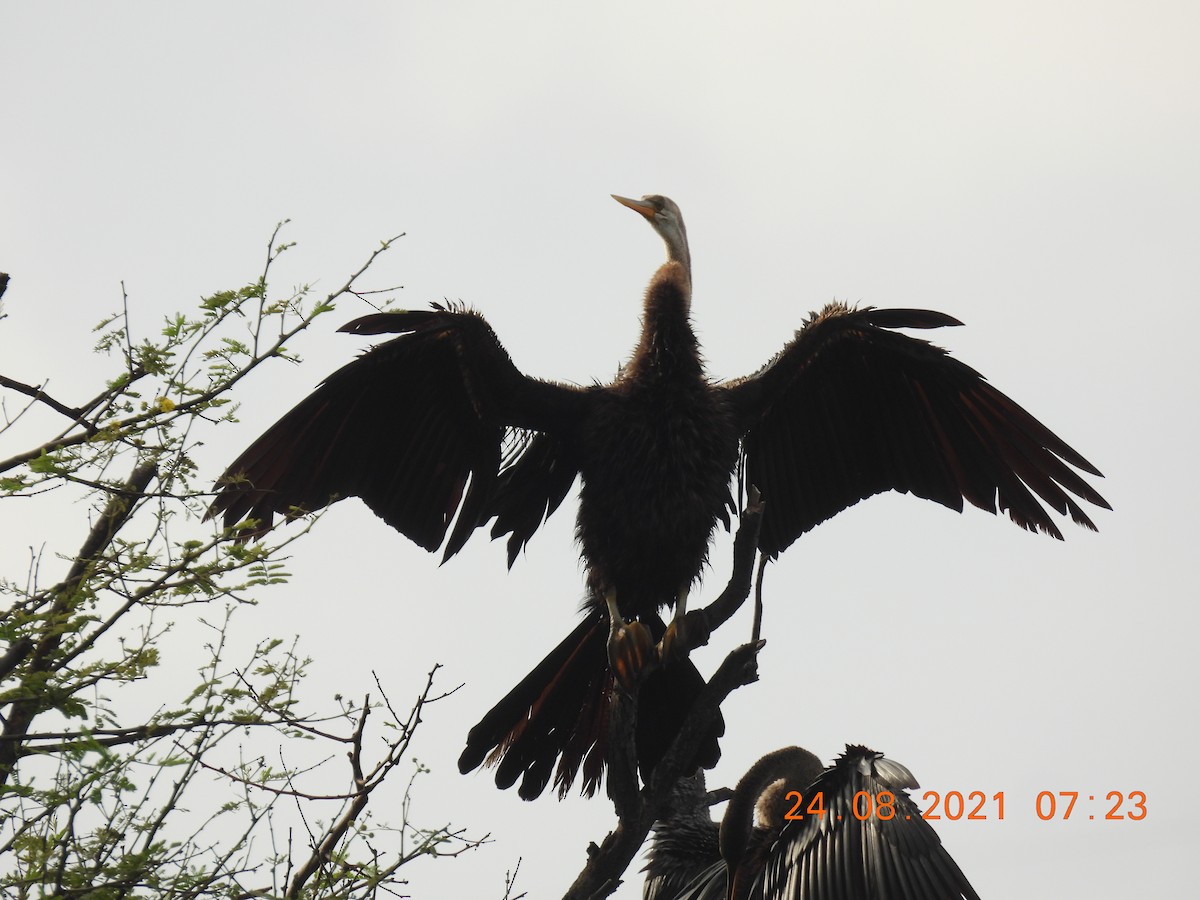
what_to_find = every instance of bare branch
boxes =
[284,666,457,898]
[0,375,85,422]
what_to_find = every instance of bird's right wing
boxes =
[208,305,585,560]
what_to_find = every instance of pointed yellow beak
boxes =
[611,194,656,220]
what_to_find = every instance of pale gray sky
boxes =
[3,3,1197,897]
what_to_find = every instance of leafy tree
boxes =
[0,226,770,900]
[0,227,487,898]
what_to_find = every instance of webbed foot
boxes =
[605,589,655,691]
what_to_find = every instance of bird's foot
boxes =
[658,608,712,664]
[608,617,655,692]
[604,588,657,691]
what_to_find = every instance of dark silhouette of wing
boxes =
[759,745,980,900]
[723,303,1109,556]
[209,306,585,560]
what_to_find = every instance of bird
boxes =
[643,744,981,900]
[209,194,1109,799]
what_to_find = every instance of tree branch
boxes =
[0,461,157,786]
[561,641,764,900]
[0,232,405,478]
[0,375,85,423]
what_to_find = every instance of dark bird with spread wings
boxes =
[643,745,981,900]
[210,194,1108,799]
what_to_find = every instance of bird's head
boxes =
[612,193,691,273]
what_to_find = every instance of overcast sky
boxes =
[3,3,1197,897]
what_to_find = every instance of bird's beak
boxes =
[612,194,656,220]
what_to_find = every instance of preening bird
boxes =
[643,745,981,900]
[210,194,1108,799]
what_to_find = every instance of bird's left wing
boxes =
[760,745,981,900]
[722,303,1109,556]
[209,305,585,560]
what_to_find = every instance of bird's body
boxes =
[644,745,981,900]
[210,194,1109,799]
[575,256,739,620]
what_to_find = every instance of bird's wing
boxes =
[721,303,1109,556]
[487,428,581,567]
[208,306,585,560]
[642,819,722,900]
[760,745,981,900]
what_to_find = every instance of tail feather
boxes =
[458,609,724,800]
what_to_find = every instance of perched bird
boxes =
[210,194,1108,799]
[644,745,981,900]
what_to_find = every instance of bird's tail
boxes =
[458,608,723,800]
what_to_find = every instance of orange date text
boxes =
[781,789,1147,822]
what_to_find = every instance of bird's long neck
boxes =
[720,747,824,897]
[623,259,698,383]
[661,226,691,277]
